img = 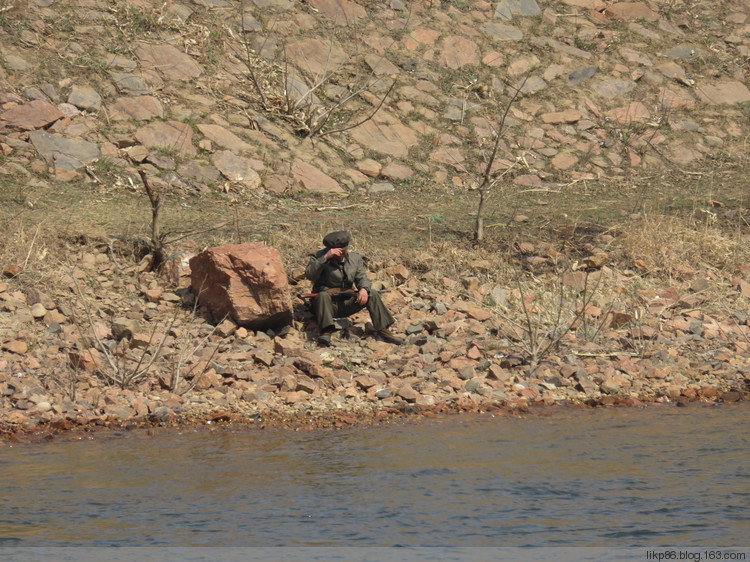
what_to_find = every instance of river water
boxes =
[0,404,748,554]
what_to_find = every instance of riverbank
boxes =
[2,0,750,444]
[2,231,748,445]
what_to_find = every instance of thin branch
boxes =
[318,79,397,138]
[71,275,121,377]
[239,0,268,109]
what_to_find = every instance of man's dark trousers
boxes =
[312,290,394,332]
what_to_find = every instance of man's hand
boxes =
[356,287,369,306]
[324,247,346,261]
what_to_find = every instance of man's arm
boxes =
[305,250,328,282]
[349,253,372,291]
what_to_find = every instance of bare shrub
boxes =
[503,271,601,373]
[235,0,397,139]
[72,275,176,390]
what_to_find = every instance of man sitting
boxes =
[305,230,404,346]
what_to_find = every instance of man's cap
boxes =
[323,231,351,249]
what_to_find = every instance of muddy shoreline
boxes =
[2,390,746,446]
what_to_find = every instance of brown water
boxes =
[0,404,748,548]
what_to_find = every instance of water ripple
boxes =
[0,404,747,547]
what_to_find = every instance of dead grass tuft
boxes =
[0,213,111,293]
[613,214,750,278]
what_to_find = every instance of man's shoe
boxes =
[376,329,404,345]
[317,334,331,347]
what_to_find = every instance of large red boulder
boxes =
[189,243,293,330]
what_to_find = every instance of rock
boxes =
[7,411,29,424]
[67,85,102,111]
[296,375,317,394]
[605,2,659,22]
[363,54,400,76]
[696,81,750,106]
[738,280,750,299]
[215,318,238,338]
[190,242,293,329]
[212,151,262,188]
[3,53,33,71]
[488,287,506,307]
[518,75,547,94]
[142,288,163,303]
[646,367,667,379]
[562,0,607,7]
[284,38,347,77]
[28,130,100,170]
[665,45,706,61]
[0,100,64,130]
[482,21,523,41]
[583,253,608,269]
[112,318,138,341]
[2,340,28,355]
[291,160,344,193]
[541,109,581,124]
[660,87,696,110]
[514,174,543,187]
[135,120,196,156]
[198,124,253,153]
[376,387,394,399]
[495,0,541,19]
[600,379,621,394]
[533,37,592,60]
[593,78,636,99]
[68,348,101,371]
[25,288,54,309]
[721,391,740,402]
[458,365,475,380]
[349,112,419,158]
[551,152,578,170]
[134,44,202,81]
[369,182,395,194]
[487,364,511,382]
[465,379,481,393]
[574,371,596,394]
[30,303,47,318]
[110,72,151,95]
[466,307,492,321]
[385,264,410,282]
[109,96,164,121]
[150,406,171,422]
[309,0,366,23]
[562,271,589,291]
[396,383,419,402]
[568,66,597,85]
[178,161,221,183]
[130,332,156,348]
[606,102,651,124]
[381,161,413,180]
[439,36,479,70]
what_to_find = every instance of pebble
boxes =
[30,303,47,318]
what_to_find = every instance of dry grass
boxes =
[3,164,750,311]
[613,213,750,279]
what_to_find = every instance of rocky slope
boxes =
[1,0,749,192]
[1,0,750,440]
[1,228,749,441]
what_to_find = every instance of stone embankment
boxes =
[0,0,749,194]
[1,240,748,442]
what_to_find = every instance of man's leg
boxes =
[366,290,395,330]
[312,292,336,333]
